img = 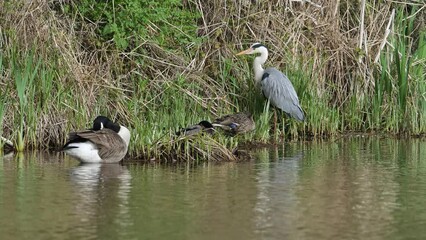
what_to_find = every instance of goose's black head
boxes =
[92,116,120,132]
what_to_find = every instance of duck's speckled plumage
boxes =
[213,112,255,136]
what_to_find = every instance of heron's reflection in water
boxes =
[70,163,132,234]
[253,146,304,235]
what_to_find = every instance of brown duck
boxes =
[213,112,255,136]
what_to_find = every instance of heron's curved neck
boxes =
[253,49,268,83]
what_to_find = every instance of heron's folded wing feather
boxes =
[261,68,304,121]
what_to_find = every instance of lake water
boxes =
[1,137,426,239]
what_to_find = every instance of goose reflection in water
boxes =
[70,164,132,233]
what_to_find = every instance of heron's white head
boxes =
[236,43,268,56]
[237,43,269,83]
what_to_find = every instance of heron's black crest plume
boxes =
[252,43,266,49]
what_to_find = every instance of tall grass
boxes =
[0,56,7,149]
[0,1,424,161]
[9,47,40,151]
[373,6,426,134]
[414,31,426,133]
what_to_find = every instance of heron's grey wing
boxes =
[76,129,128,162]
[261,68,305,121]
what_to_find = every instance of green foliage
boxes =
[0,56,6,148]
[374,6,426,133]
[9,47,40,151]
[413,30,426,132]
[72,0,200,50]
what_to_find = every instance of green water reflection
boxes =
[1,137,426,240]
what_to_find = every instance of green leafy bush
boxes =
[72,0,200,50]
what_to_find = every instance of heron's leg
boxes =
[273,109,277,134]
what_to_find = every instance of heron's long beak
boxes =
[236,48,253,56]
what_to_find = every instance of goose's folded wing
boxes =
[63,130,96,148]
[75,129,127,160]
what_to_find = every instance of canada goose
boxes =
[62,116,131,163]
[176,120,215,137]
[213,112,255,136]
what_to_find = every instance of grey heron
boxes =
[62,116,131,163]
[212,112,255,136]
[237,43,305,122]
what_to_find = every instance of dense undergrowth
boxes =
[0,0,425,160]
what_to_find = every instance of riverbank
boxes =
[0,1,425,159]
